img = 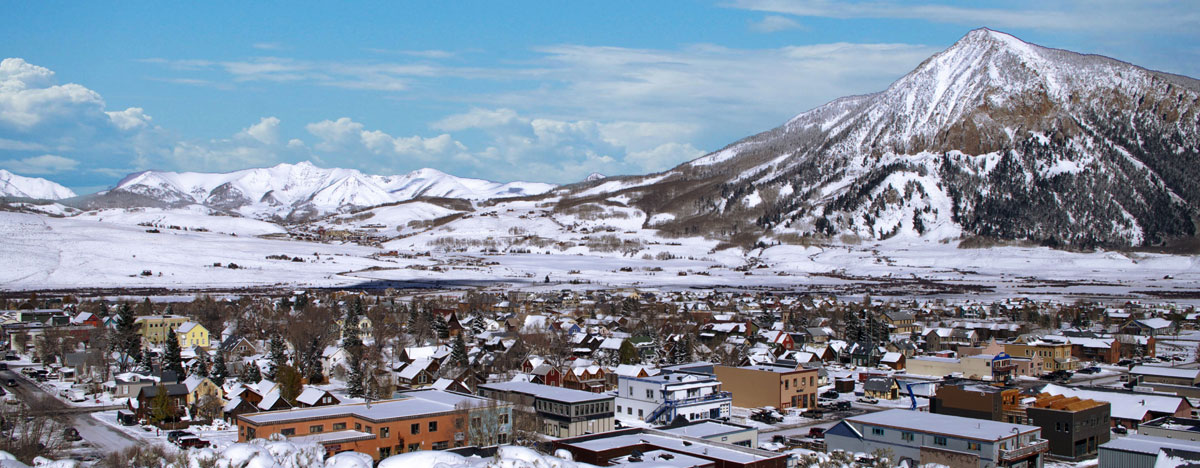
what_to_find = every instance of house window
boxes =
[381,427,390,438]
[432,441,449,450]
[280,428,295,436]
[646,389,654,399]
[365,426,372,434]
[500,413,509,424]
[872,428,884,436]
[498,433,508,444]
[429,421,438,432]
[934,436,947,446]
[309,425,324,433]
[968,442,980,451]
[617,405,622,413]
[354,423,362,431]
[902,432,913,442]
[455,418,464,429]
[638,409,644,417]
[332,423,346,431]
[411,423,420,434]
[472,417,481,427]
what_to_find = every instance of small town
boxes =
[2,289,1198,468]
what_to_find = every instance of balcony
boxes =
[1000,439,1049,461]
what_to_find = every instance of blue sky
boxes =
[2,1,1197,193]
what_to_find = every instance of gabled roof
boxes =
[296,387,338,406]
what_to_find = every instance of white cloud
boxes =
[240,116,282,145]
[307,117,467,161]
[750,15,804,33]
[432,108,522,131]
[0,154,79,174]
[106,107,152,131]
[0,58,107,131]
[727,0,1200,33]
[252,42,285,51]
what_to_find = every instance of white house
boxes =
[615,371,731,425]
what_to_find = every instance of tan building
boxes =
[907,354,1014,380]
[714,365,818,410]
[1005,337,1080,372]
[135,315,190,345]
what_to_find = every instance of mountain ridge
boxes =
[0,169,77,200]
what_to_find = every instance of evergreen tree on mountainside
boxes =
[164,330,184,378]
[211,352,228,386]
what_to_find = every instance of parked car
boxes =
[1078,367,1101,374]
[750,408,783,424]
[5,379,15,388]
[1117,359,1134,366]
[808,427,826,439]
[1112,426,1129,435]
[68,392,87,403]
[0,363,7,370]
[857,396,879,404]
[820,390,840,399]
[830,401,852,411]
[2,355,17,361]
[63,427,82,442]
[167,430,195,444]
[176,437,210,449]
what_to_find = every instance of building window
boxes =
[433,441,449,450]
[411,423,420,434]
[968,442,980,451]
[429,421,438,432]
[365,426,372,434]
[332,423,346,431]
[280,428,295,436]
[309,425,324,433]
[381,427,390,439]
[498,433,508,444]
[872,428,884,436]
[902,432,914,441]
[455,418,464,429]
[354,423,362,431]
[638,409,644,417]
[617,405,622,413]
[646,389,654,399]
[408,443,420,452]
[934,436,947,446]
[500,413,509,424]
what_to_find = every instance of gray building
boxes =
[826,409,1048,468]
[1139,416,1200,442]
[1098,434,1200,468]
[477,381,614,438]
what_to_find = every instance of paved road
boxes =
[1,369,140,455]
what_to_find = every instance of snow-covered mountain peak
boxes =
[98,163,555,220]
[584,172,606,182]
[0,169,76,200]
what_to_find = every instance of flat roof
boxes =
[661,421,753,439]
[566,433,770,463]
[1100,434,1200,455]
[1130,366,1200,380]
[290,430,375,445]
[847,409,1039,441]
[730,365,813,374]
[479,381,613,404]
[239,390,497,426]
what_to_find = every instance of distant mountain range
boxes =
[0,169,76,200]
[4,29,1198,251]
[74,162,555,221]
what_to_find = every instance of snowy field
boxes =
[1,209,1197,303]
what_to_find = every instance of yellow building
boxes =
[135,315,190,345]
[176,321,210,348]
[1004,337,1079,372]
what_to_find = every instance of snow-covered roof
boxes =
[296,387,336,406]
[881,352,903,363]
[847,409,1039,441]
[1041,384,1187,421]
[479,381,612,404]
[1130,366,1200,380]
[240,390,496,425]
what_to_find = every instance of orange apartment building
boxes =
[714,364,819,410]
[235,389,512,460]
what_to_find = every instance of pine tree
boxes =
[194,350,210,377]
[618,340,639,365]
[303,338,325,384]
[451,333,468,364]
[266,334,286,380]
[164,330,184,378]
[343,302,366,398]
[116,303,141,372]
[242,362,262,383]
[434,314,449,340]
[138,344,155,374]
[211,352,228,386]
